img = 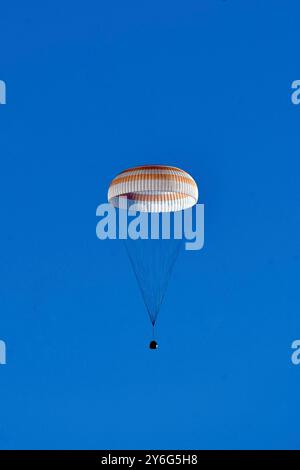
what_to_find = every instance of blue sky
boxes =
[0,0,300,449]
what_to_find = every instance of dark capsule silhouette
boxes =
[149,340,158,350]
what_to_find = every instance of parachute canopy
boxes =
[108,165,198,212]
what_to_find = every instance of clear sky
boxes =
[0,0,300,450]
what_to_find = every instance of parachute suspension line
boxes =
[123,239,156,326]
[152,322,155,340]
[123,237,183,327]
[154,237,183,315]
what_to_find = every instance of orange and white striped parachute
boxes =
[107,164,199,346]
[108,164,198,213]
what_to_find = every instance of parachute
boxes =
[108,165,198,347]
